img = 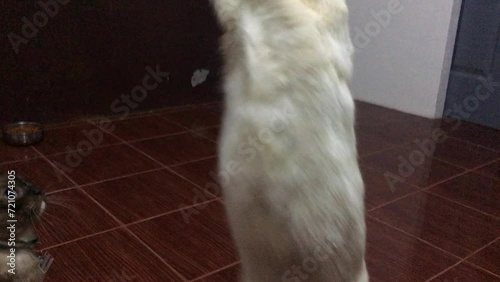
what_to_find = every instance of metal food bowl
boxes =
[2,122,44,146]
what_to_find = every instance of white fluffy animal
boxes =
[213,0,368,281]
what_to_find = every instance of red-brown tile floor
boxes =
[1,101,499,281]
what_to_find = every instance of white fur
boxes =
[214,0,368,281]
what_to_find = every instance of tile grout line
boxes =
[39,140,127,159]
[76,188,126,226]
[66,167,166,190]
[424,190,500,220]
[366,190,422,213]
[44,166,178,196]
[40,226,124,251]
[89,115,191,144]
[424,237,500,282]
[31,146,174,274]
[360,134,497,175]
[168,155,217,168]
[32,144,187,279]
[428,147,499,171]
[63,118,221,280]
[367,170,470,213]
[43,118,99,131]
[0,146,44,166]
[45,186,78,195]
[31,146,79,187]
[368,166,500,259]
[125,130,189,144]
[421,170,471,190]
[151,102,222,116]
[361,144,464,173]
[162,160,223,198]
[156,114,219,145]
[448,136,500,154]
[468,156,500,180]
[91,119,222,200]
[163,166,222,199]
[190,129,219,144]
[464,262,500,280]
[37,119,127,158]
[24,106,499,280]
[368,156,500,213]
[43,101,222,130]
[39,198,221,252]
[154,102,221,115]
[86,119,168,167]
[358,141,413,159]
[121,226,190,282]
[427,156,471,170]
[447,135,499,152]
[46,154,219,196]
[84,122,226,280]
[189,260,241,282]
[366,215,463,261]
[122,198,222,228]
[420,156,500,189]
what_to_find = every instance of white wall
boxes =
[347,0,462,118]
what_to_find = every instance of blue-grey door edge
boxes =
[444,0,500,130]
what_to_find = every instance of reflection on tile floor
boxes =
[1,101,498,281]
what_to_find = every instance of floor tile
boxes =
[170,157,222,197]
[43,116,97,130]
[365,217,459,282]
[441,120,500,152]
[129,202,237,280]
[429,262,500,282]
[5,101,500,282]
[36,189,120,248]
[197,265,240,282]
[43,229,183,282]
[194,126,220,143]
[433,138,500,169]
[355,101,431,124]
[475,159,500,181]
[428,172,500,217]
[82,169,214,224]
[160,106,222,130]
[0,158,74,193]
[360,146,464,188]
[356,118,439,145]
[33,124,121,156]
[360,166,419,210]
[356,132,396,157]
[466,239,500,276]
[97,115,187,142]
[0,142,39,164]
[132,133,217,166]
[370,192,500,257]
[47,144,161,185]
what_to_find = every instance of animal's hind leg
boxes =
[239,267,257,282]
[356,261,369,282]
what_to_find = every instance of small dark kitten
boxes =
[0,172,51,282]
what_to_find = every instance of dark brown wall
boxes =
[0,0,223,124]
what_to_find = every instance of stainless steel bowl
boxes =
[2,122,44,146]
